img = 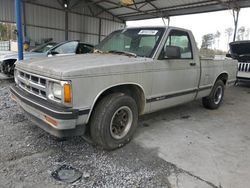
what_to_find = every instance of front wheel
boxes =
[90,93,138,150]
[202,80,225,110]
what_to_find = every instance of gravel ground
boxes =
[0,80,201,188]
[0,79,249,188]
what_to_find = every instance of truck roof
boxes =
[122,26,192,33]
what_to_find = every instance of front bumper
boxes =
[10,85,89,138]
[237,71,250,82]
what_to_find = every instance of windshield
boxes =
[96,28,165,58]
[31,42,57,53]
[52,41,78,54]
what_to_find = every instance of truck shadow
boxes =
[237,81,250,88]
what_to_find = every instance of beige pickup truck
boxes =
[10,27,237,150]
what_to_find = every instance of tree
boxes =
[245,28,250,40]
[0,22,16,41]
[237,26,246,41]
[214,31,221,49]
[225,27,233,44]
[201,33,214,49]
[0,23,8,40]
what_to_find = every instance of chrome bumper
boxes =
[10,85,89,137]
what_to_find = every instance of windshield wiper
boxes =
[108,50,137,58]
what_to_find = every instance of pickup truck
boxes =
[228,40,250,81]
[10,27,237,150]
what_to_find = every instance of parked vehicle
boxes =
[10,27,237,150]
[0,42,57,76]
[227,40,250,82]
[0,41,94,76]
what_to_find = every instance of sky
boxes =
[126,8,250,51]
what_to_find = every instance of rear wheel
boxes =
[202,80,225,109]
[90,93,138,150]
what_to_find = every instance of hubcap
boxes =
[110,106,133,140]
[214,86,223,105]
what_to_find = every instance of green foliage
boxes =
[0,22,16,41]
[201,33,214,49]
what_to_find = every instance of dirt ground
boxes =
[0,79,249,188]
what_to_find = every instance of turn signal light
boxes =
[64,83,72,103]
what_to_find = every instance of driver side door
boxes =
[149,29,200,112]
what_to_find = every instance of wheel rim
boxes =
[110,106,133,140]
[214,86,223,105]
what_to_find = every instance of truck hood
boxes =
[0,52,46,61]
[229,40,250,62]
[15,53,152,79]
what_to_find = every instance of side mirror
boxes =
[226,53,232,58]
[164,46,181,59]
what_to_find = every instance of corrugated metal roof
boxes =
[88,0,250,21]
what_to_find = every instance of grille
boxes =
[16,70,47,99]
[238,63,250,72]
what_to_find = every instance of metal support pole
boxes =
[15,0,23,60]
[64,0,69,40]
[22,1,27,38]
[233,8,240,42]
[98,18,102,43]
[168,17,171,26]
[65,9,68,40]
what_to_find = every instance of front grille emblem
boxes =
[25,79,30,86]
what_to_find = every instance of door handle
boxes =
[190,62,196,66]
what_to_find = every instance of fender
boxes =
[85,82,146,123]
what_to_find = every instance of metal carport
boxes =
[95,0,250,20]
[1,0,250,60]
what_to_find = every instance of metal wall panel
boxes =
[26,26,65,43]
[0,0,124,45]
[68,12,124,45]
[82,16,100,35]
[68,13,82,32]
[25,3,65,30]
[98,11,123,23]
[69,32,99,45]
[101,19,125,36]
[0,0,15,22]
[71,6,92,16]
[31,0,63,9]
[68,32,81,41]
[81,34,99,45]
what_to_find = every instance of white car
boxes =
[0,41,93,76]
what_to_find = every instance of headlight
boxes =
[52,83,62,99]
[48,81,72,104]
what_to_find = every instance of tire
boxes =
[90,93,138,150]
[202,80,225,110]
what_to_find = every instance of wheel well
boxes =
[92,84,146,116]
[216,73,228,85]
[1,59,17,75]
[3,59,17,65]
